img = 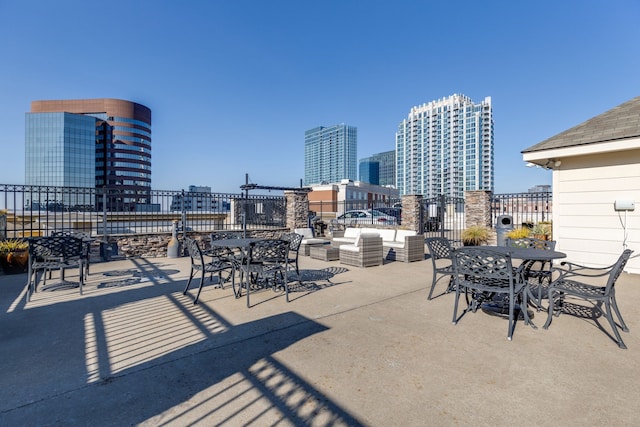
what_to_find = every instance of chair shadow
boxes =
[238,267,351,307]
[97,268,182,289]
[555,301,626,345]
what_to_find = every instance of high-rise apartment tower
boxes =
[304,124,357,185]
[359,150,396,186]
[395,94,493,198]
[26,98,152,211]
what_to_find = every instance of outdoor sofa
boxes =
[332,227,424,263]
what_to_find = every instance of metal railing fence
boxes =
[491,192,552,227]
[0,184,285,238]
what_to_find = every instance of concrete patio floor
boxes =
[1,252,639,426]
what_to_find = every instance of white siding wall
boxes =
[553,150,640,274]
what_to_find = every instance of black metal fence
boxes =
[422,195,466,245]
[0,184,286,239]
[491,192,552,227]
[1,184,553,241]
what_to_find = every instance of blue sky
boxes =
[1,0,638,194]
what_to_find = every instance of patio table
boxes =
[464,245,566,321]
[209,238,266,299]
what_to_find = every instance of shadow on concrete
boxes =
[0,261,365,425]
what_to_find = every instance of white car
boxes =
[334,209,398,225]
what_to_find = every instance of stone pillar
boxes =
[285,190,310,231]
[465,190,492,228]
[401,194,423,233]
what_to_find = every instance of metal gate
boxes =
[422,194,465,246]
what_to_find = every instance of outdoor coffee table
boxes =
[310,245,339,261]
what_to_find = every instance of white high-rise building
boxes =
[395,94,493,198]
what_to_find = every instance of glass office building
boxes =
[26,99,152,211]
[304,124,357,185]
[396,94,493,198]
[359,150,395,186]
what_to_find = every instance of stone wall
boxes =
[401,194,423,232]
[464,190,492,227]
[464,190,496,244]
[94,229,287,259]
[285,190,310,230]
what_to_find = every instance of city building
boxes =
[359,150,395,186]
[26,98,152,211]
[304,124,357,185]
[308,179,399,218]
[395,94,493,198]
[170,185,230,211]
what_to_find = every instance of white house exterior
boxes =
[522,97,640,274]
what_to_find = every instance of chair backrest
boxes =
[211,231,243,241]
[605,249,633,293]
[29,235,84,260]
[184,237,205,267]
[281,232,303,251]
[248,239,289,264]
[453,247,515,286]
[425,237,453,262]
[506,237,556,250]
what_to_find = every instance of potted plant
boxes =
[461,225,490,246]
[531,222,551,240]
[506,227,531,240]
[0,238,29,274]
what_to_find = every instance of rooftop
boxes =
[1,254,639,425]
[523,96,640,153]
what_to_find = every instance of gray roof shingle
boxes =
[522,96,640,153]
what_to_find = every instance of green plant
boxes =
[461,225,490,246]
[0,239,28,255]
[506,227,531,239]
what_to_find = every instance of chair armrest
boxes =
[554,260,616,278]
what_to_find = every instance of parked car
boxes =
[335,209,398,225]
[375,207,402,225]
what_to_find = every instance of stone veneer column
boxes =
[285,191,310,231]
[465,190,492,228]
[401,194,423,233]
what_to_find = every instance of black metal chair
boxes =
[51,231,92,280]
[281,232,303,275]
[452,246,531,341]
[209,231,244,282]
[425,237,456,300]
[543,249,633,349]
[27,235,85,301]
[183,237,234,305]
[505,237,556,310]
[232,239,290,308]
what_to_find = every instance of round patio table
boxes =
[465,245,566,320]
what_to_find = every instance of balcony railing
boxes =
[0,184,285,239]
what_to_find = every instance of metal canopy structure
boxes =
[240,183,311,193]
[240,174,311,195]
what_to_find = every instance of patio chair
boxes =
[338,233,383,268]
[452,246,531,341]
[543,249,633,349]
[52,230,92,280]
[232,239,290,308]
[183,237,234,305]
[27,235,85,302]
[425,237,456,300]
[209,231,244,280]
[281,232,303,275]
[505,237,556,310]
